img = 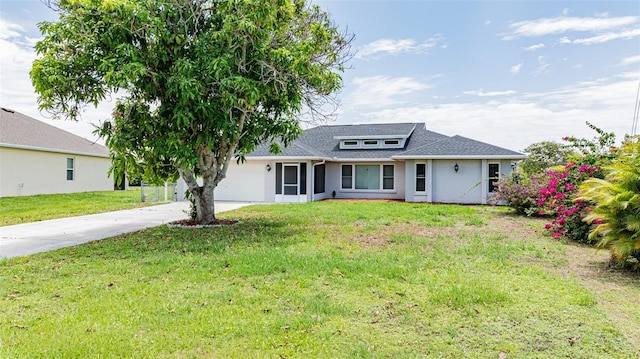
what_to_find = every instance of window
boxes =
[275,163,283,194]
[488,163,500,193]
[314,164,325,194]
[300,163,307,195]
[66,158,74,181]
[341,165,353,189]
[342,164,394,190]
[363,140,379,146]
[343,140,358,147]
[355,165,380,189]
[383,165,394,190]
[384,139,399,145]
[416,163,426,192]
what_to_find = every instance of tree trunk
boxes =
[177,140,238,225]
[177,158,217,224]
[194,182,215,224]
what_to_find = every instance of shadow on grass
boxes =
[50,217,304,260]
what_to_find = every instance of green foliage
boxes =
[578,136,640,264]
[31,0,352,223]
[563,121,617,166]
[520,141,575,174]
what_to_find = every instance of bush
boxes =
[578,136,640,264]
[490,173,546,215]
[539,162,602,243]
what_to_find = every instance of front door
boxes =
[275,162,307,203]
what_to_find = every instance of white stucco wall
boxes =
[432,159,483,204]
[0,147,112,197]
[213,160,267,202]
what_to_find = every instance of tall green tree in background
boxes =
[31,0,352,224]
[520,141,575,174]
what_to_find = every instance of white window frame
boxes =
[340,164,395,191]
[66,157,75,181]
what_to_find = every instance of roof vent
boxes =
[2,107,15,113]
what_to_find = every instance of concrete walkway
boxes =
[0,201,251,259]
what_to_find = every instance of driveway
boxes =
[0,201,251,259]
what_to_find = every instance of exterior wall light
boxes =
[454,163,459,173]
[266,164,272,172]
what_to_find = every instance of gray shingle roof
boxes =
[248,123,525,160]
[0,107,109,157]
[395,135,525,158]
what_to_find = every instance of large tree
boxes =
[520,141,575,174]
[31,0,352,224]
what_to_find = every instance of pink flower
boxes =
[544,223,552,229]
[578,164,589,173]
[562,137,570,141]
[552,232,562,239]
[593,219,604,225]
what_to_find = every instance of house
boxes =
[178,122,525,204]
[0,107,113,197]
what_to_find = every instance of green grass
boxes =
[0,189,152,226]
[1,201,638,358]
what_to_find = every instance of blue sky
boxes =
[1,0,639,151]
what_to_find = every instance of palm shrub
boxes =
[577,136,640,263]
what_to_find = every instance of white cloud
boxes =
[0,18,24,39]
[484,20,491,25]
[355,36,444,59]
[342,73,636,151]
[524,43,545,51]
[345,76,430,109]
[532,56,551,76]
[463,89,517,97]
[621,54,640,66]
[510,63,523,75]
[571,28,640,45]
[504,16,639,39]
[0,17,107,143]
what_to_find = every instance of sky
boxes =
[1,0,639,152]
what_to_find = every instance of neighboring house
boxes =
[179,122,526,204]
[0,107,112,197]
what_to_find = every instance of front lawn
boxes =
[1,201,638,358]
[0,189,151,226]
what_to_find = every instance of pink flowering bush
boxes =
[538,162,603,243]
[490,173,546,215]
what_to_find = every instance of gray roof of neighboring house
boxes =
[249,122,525,160]
[0,107,109,157]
